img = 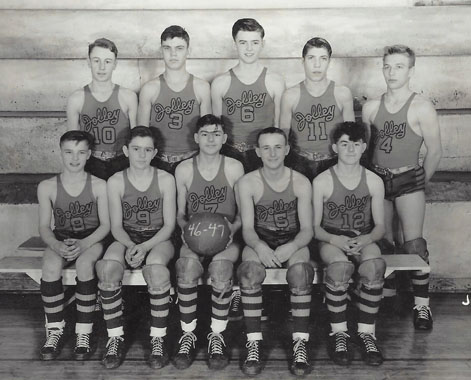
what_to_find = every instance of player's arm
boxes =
[175,160,192,230]
[119,88,138,128]
[266,72,285,128]
[210,74,230,116]
[279,86,299,137]
[194,78,212,116]
[137,81,159,126]
[361,99,380,144]
[416,100,442,183]
[225,158,245,234]
[107,173,134,248]
[66,89,85,130]
[335,85,355,122]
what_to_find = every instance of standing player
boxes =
[96,126,176,369]
[280,37,355,182]
[67,38,138,180]
[362,45,442,330]
[313,122,386,366]
[138,25,211,174]
[237,127,314,377]
[211,18,285,172]
[173,114,244,370]
[37,131,110,361]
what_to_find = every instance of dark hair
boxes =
[383,44,416,67]
[88,38,118,58]
[60,130,94,148]
[332,122,367,144]
[125,126,156,147]
[232,18,265,40]
[302,37,332,58]
[161,25,190,46]
[256,127,287,146]
[195,114,225,133]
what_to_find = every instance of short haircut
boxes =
[60,130,94,148]
[88,38,118,58]
[332,122,367,144]
[161,25,190,46]
[383,44,416,67]
[302,37,332,58]
[195,114,226,133]
[256,127,287,146]
[125,126,156,147]
[232,18,265,40]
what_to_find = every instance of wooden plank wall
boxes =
[0,0,470,173]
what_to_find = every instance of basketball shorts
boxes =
[221,144,260,173]
[124,228,159,245]
[85,154,128,180]
[372,165,425,201]
[285,151,336,182]
[53,228,97,241]
[255,227,299,250]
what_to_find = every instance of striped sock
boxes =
[211,287,232,323]
[291,293,311,334]
[100,288,123,331]
[383,272,397,298]
[241,287,263,334]
[178,284,198,325]
[76,278,97,326]
[325,286,348,326]
[40,279,64,324]
[411,270,429,299]
[358,284,383,325]
[149,288,170,331]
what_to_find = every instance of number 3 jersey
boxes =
[186,156,236,223]
[79,84,130,155]
[372,93,423,169]
[290,80,343,156]
[321,167,372,236]
[254,169,299,246]
[121,169,164,232]
[149,74,199,155]
[53,173,100,234]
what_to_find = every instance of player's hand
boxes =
[329,235,358,254]
[223,217,235,249]
[255,242,281,268]
[273,242,298,264]
[63,239,90,261]
[52,240,76,260]
[347,235,373,255]
[125,244,145,268]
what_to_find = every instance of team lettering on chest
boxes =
[80,107,120,132]
[326,194,368,219]
[294,104,336,141]
[377,120,406,141]
[54,201,94,227]
[188,185,227,213]
[153,97,195,125]
[225,90,267,120]
[122,196,161,223]
[256,199,297,222]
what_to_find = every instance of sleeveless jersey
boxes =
[186,156,236,222]
[121,169,164,231]
[222,67,275,147]
[255,169,299,235]
[149,74,199,154]
[321,167,372,235]
[79,85,130,154]
[372,93,423,169]
[53,173,100,233]
[290,81,343,156]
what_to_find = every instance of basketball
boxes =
[183,213,231,256]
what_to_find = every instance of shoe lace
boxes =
[177,331,197,355]
[245,340,260,362]
[414,305,432,320]
[207,332,226,355]
[150,336,164,356]
[44,328,63,348]
[106,336,124,356]
[230,289,241,312]
[330,331,349,352]
[358,333,379,353]
[292,338,308,364]
[76,333,90,348]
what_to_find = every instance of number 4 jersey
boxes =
[79,84,130,155]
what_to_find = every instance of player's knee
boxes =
[237,261,266,290]
[96,259,124,291]
[175,257,204,286]
[358,257,386,289]
[75,255,96,277]
[208,259,233,293]
[403,238,429,264]
[286,262,314,296]
[142,264,171,294]
[324,261,355,292]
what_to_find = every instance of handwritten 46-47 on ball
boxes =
[183,212,231,256]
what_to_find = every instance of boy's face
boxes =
[234,30,264,64]
[195,124,227,155]
[382,53,414,90]
[161,37,189,70]
[333,134,366,165]
[123,136,157,170]
[256,133,289,170]
[303,46,330,82]
[60,140,91,173]
[88,46,117,83]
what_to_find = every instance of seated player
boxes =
[237,127,314,377]
[37,130,110,360]
[96,126,176,369]
[67,38,137,180]
[173,114,244,370]
[313,122,386,366]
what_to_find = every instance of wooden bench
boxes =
[0,237,430,287]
